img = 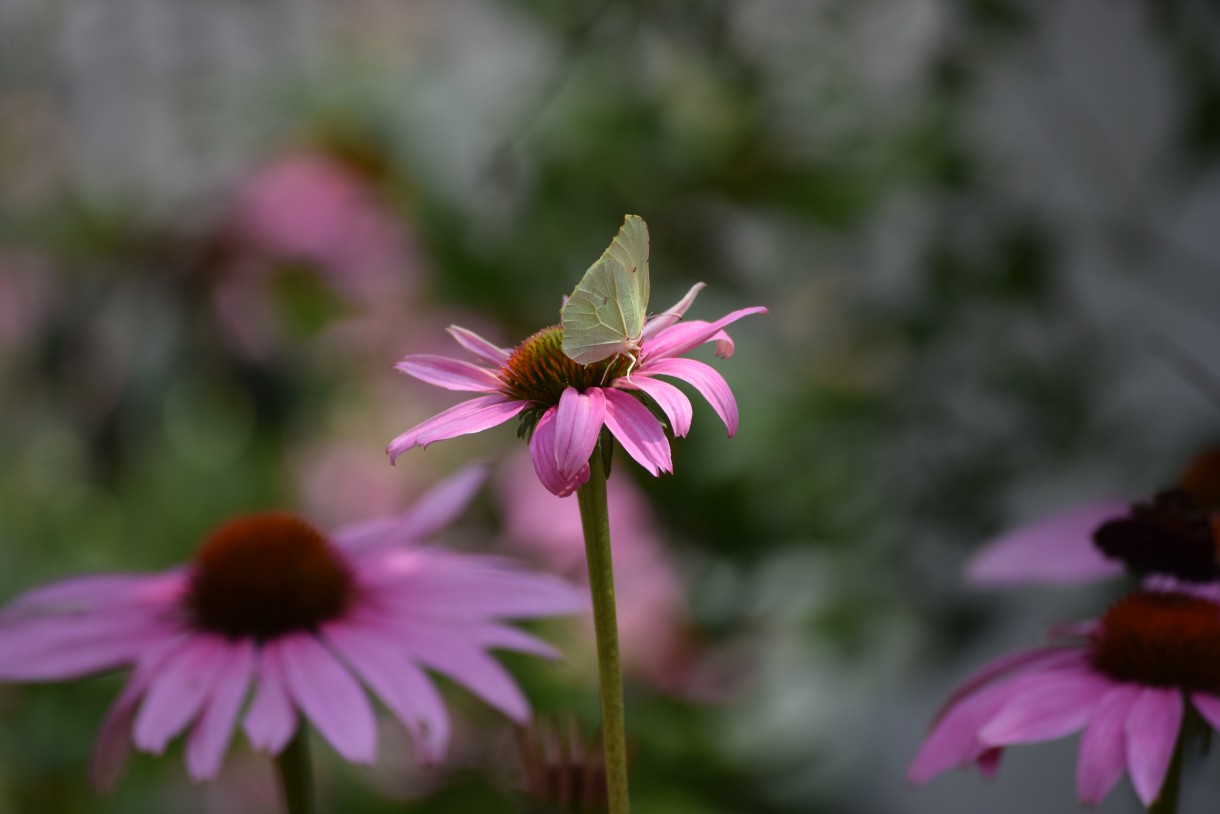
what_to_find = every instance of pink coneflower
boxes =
[967,448,1220,587]
[0,469,583,790]
[909,586,1220,808]
[387,283,767,496]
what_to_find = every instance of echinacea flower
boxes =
[966,447,1220,587]
[909,585,1220,807]
[0,468,583,790]
[387,283,767,496]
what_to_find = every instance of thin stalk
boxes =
[575,446,630,814]
[274,725,316,814]
[1148,733,1184,814]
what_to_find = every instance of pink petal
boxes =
[908,677,1029,783]
[964,501,1129,586]
[1125,687,1183,807]
[133,634,229,754]
[323,623,451,763]
[335,464,487,555]
[602,388,672,476]
[616,375,693,437]
[529,408,589,497]
[446,325,511,365]
[387,395,526,462]
[933,648,1088,722]
[394,354,505,392]
[0,614,180,680]
[243,642,297,753]
[642,306,767,361]
[186,639,254,780]
[277,633,377,764]
[640,283,706,339]
[553,387,606,483]
[639,358,739,436]
[401,627,530,722]
[4,572,186,616]
[1076,684,1140,805]
[469,623,563,659]
[977,668,1109,744]
[1190,692,1220,730]
[90,672,153,792]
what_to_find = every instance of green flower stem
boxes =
[575,446,630,814]
[274,725,316,814]
[1148,734,1184,814]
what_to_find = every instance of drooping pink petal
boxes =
[640,358,739,436]
[529,408,589,497]
[468,623,563,659]
[185,639,254,780]
[931,647,1088,724]
[1190,692,1220,730]
[641,306,767,361]
[90,671,154,792]
[964,501,1129,586]
[0,613,181,680]
[446,325,511,365]
[1125,687,1183,807]
[640,283,706,339]
[977,667,1110,744]
[602,388,672,476]
[243,642,298,753]
[394,354,505,393]
[553,387,606,484]
[616,375,693,437]
[335,465,487,554]
[133,634,229,754]
[276,633,377,764]
[3,572,186,616]
[908,676,1031,782]
[323,623,451,764]
[400,626,531,722]
[387,395,526,462]
[1076,684,1140,806]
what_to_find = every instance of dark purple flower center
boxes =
[186,513,355,640]
[1089,592,1220,691]
[499,325,633,405]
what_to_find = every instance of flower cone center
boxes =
[186,513,355,640]
[499,325,633,405]
[1090,592,1220,691]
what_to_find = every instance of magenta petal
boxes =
[553,387,606,482]
[1190,692,1220,730]
[243,642,298,753]
[977,668,1108,744]
[529,408,589,497]
[641,358,739,436]
[387,395,525,462]
[0,615,180,680]
[133,634,228,754]
[324,623,451,763]
[964,501,1129,586]
[470,623,562,659]
[405,631,530,722]
[186,639,254,780]
[394,354,505,392]
[934,648,1088,720]
[602,389,672,476]
[336,465,487,555]
[641,283,706,339]
[908,677,1027,783]
[446,325,511,365]
[90,671,154,792]
[1076,684,1140,805]
[4,572,185,615]
[1125,687,1183,807]
[642,306,767,360]
[618,375,693,437]
[277,633,377,764]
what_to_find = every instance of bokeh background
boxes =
[3,1,1220,811]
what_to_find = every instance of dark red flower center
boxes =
[499,325,633,406]
[1089,592,1220,691]
[186,513,356,640]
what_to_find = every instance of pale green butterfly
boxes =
[561,214,650,374]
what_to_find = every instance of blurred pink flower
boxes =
[909,586,1220,807]
[967,448,1220,587]
[0,468,582,789]
[0,251,58,352]
[496,451,708,694]
[388,283,767,496]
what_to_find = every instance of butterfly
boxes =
[560,214,650,374]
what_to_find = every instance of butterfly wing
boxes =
[561,214,651,365]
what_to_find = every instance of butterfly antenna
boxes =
[1146,328,1220,413]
